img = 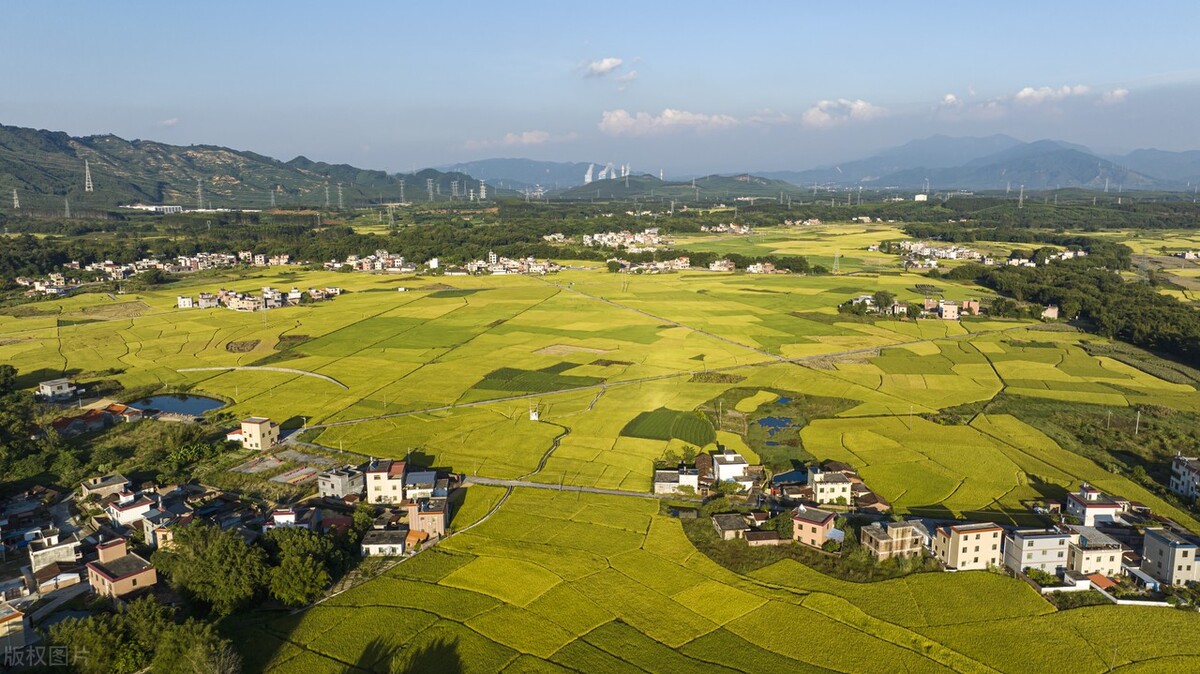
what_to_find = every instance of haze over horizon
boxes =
[5,1,1200,176]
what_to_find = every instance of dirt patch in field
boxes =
[275,335,310,350]
[226,340,261,353]
[0,305,58,318]
[81,301,151,319]
[804,350,878,370]
[592,359,634,367]
[535,344,609,356]
[0,338,24,346]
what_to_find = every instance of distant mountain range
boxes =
[4,122,1200,213]
[0,123,510,210]
[449,135,1200,193]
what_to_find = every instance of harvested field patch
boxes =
[226,340,261,353]
[689,372,745,383]
[535,344,608,356]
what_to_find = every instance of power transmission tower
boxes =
[832,249,840,274]
[84,160,93,192]
[479,181,487,200]
[64,197,71,218]
[337,183,344,210]
[324,183,330,208]
[11,189,18,210]
[399,179,405,203]
[197,179,203,210]
[387,205,395,227]
[270,189,276,208]
[1018,185,1025,209]
[426,178,434,202]
[451,180,459,199]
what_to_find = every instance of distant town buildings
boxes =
[583,228,669,252]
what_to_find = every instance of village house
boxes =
[366,459,407,504]
[791,504,840,549]
[932,522,1003,571]
[361,529,407,556]
[807,466,852,505]
[1041,305,1060,320]
[80,474,130,500]
[711,513,751,541]
[28,530,83,574]
[238,417,279,450]
[265,507,316,531]
[102,403,143,423]
[713,451,755,491]
[197,292,219,308]
[708,259,735,272]
[403,471,438,500]
[1140,527,1199,587]
[1065,483,1129,526]
[406,498,449,537]
[318,466,365,499]
[1065,526,1126,578]
[37,378,77,402]
[1169,454,1200,502]
[177,296,195,309]
[0,603,28,652]
[105,490,158,527]
[86,537,156,599]
[653,467,700,494]
[33,561,82,594]
[861,521,924,561]
[1003,528,1071,576]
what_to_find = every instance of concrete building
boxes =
[1141,528,1199,587]
[1064,483,1128,526]
[652,468,700,494]
[1065,526,1126,578]
[861,521,924,561]
[366,459,407,504]
[791,504,839,549]
[239,417,279,450]
[0,603,28,652]
[37,378,77,402]
[406,498,449,537]
[1169,455,1200,503]
[79,473,131,499]
[932,522,1003,571]
[404,471,437,500]
[28,530,83,573]
[713,451,751,489]
[177,296,195,309]
[1003,528,1070,576]
[807,466,852,505]
[86,538,156,598]
[318,466,365,499]
[361,529,407,556]
[712,513,751,541]
[105,491,157,526]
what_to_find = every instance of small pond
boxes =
[132,394,225,416]
[756,416,794,437]
[775,397,792,405]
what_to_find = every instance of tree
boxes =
[872,290,895,311]
[905,304,922,320]
[606,260,623,273]
[152,524,268,615]
[270,554,331,607]
[0,364,15,396]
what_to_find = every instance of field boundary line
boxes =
[177,365,348,388]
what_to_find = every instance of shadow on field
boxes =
[344,636,463,673]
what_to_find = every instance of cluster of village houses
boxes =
[606,256,787,275]
[319,249,561,277]
[0,409,458,652]
[176,285,342,312]
[1177,251,1199,261]
[848,294,1061,321]
[656,447,1200,603]
[874,240,1089,270]
[699,223,754,234]
[581,228,669,252]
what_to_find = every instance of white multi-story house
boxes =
[1064,483,1128,526]
[1004,528,1071,576]
[1141,527,1199,587]
[932,522,1003,571]
[366,459,407,504]
[807,466,852,505]
[1169,455,1200,502]
[1065,526,1126,578]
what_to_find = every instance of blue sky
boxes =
[4,1,1199,174]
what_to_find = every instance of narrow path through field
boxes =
[462,475,699,501]
[176,365,348,388]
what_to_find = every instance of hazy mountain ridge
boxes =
[0,123,509,209]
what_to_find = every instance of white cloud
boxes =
[461,130,576,151]
[800,99,887,128]
[157,117,179,127]
[598,108,739,136]
[616,69,638,83]
[1013,84,1090,104]
[1100,88,1130,105]
[585,57,624,77]
[940,93,962,109]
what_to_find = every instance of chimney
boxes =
[97,537,127,564]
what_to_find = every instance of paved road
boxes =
[463,475,699,501]
[177,366,348,388]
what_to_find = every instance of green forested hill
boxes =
[0,123,507,211]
